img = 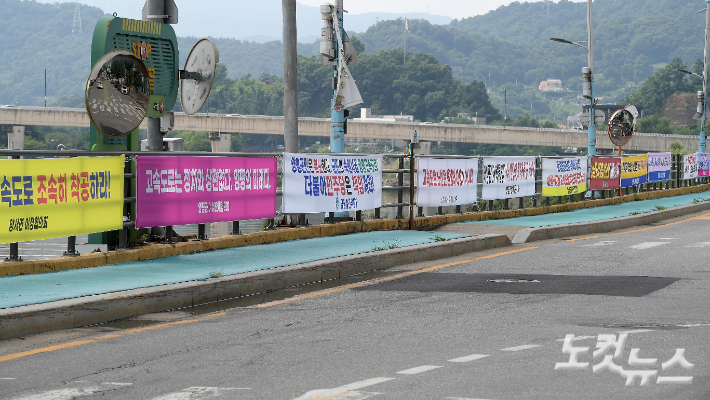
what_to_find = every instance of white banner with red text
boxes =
[416,158,478,207]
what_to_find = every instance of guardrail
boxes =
[1,150,706,262]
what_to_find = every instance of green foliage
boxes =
[626,59,702,115]
[208,269,224,279]
[166,131,211,152]
[430,235,448,242]
[670,141,687,154]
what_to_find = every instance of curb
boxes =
[2,184,709,277]
[0,234,511,340]
[512,201,710,243]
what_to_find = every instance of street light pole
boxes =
[586,0,596,156]
[701,0,709,153]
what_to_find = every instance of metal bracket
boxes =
[179,70,202,82]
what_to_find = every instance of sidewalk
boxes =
[0,230,467,309]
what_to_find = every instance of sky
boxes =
[46,0,586,20]
[298,0,584,19]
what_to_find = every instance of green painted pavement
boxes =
[0,231,466,309]
[464,192,710,227]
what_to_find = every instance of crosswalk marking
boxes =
[629,242,669,250]
[581,241,617,247]
[500,344,541,352]
[556,335,595,342]
[292,390,380,400]
[148,387,248,400]
[448,354,489,363]
[336,378,394,391]
[685,242,710,248]
[396,365,442,374]
[9,386,109,400]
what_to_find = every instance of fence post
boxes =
[397,157,404,219]
[198,223,207,240]
[64,236,79,256]
[231,221,241,235]
[409,152,415,230]
[165,226,174,244]
[5,153,21,262]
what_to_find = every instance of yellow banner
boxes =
[542,183,587,197]
[0,157,124,244]
[621,154,648,180]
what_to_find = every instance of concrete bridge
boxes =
[0,106,699,153]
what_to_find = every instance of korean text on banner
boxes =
[0,157,124,244]
[621,154,648,188]
[684,153,699,180]
[481,157,536,200]
[647,152,671,182]
[283,153,382,213]
[589,157,621,190]
[699,153,710,177]
[417,158,478,207]
[136,157,276,228]
[542,157,587,196]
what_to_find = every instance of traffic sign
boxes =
[580,109,606,126]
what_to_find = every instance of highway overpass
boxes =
[0,106,699,153]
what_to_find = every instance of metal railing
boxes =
[1,150,707,262]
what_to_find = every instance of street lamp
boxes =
[677,1,710,153]
[549,0,596,156]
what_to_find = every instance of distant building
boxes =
[539,79,563,91]
[443,113,486,125]
[356,108,415,122]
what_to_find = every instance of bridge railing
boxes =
[1,150,707,262]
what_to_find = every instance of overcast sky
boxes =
[46,0,586,20]
[298,0,584,19]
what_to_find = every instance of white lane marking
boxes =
[10,386,108,400]
[581,241,617,247]
[292,389,380,400]
[396,365,442,375]
[685,242,710,248]
[336,378,394,391]
[148,387,249,400]
[556,335,595,342]
[448,354,489,363]
[102,382,133,386]
[657,376,693,384]
[629,242,669,250]
[500,344,541,352]
[678,323,710,327]
[656,238,677,240]
[1,378,16,380]
[617,329,655,334]
[446,398,499,400]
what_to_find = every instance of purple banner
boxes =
[136,156,276,228]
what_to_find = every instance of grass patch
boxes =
[653,205,667,211]
[430,234,449,242]
[372,238,402,251]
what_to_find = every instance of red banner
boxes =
[590,157,621,190]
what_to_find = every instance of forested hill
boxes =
[449,0,703,89]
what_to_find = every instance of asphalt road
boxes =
[1,211,709,399]
[87,82,145,137]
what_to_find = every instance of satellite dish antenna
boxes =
[180,38,219,115]
[85,50,150,137]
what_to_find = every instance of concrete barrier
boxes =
[512,201,710,243]
[0,234,511,340]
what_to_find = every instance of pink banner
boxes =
[136,156,276,228]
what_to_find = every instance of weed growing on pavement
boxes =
[208,269,224,279]
[654,205,667,211]
[372,238,402,251]
[430,234,448,242]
